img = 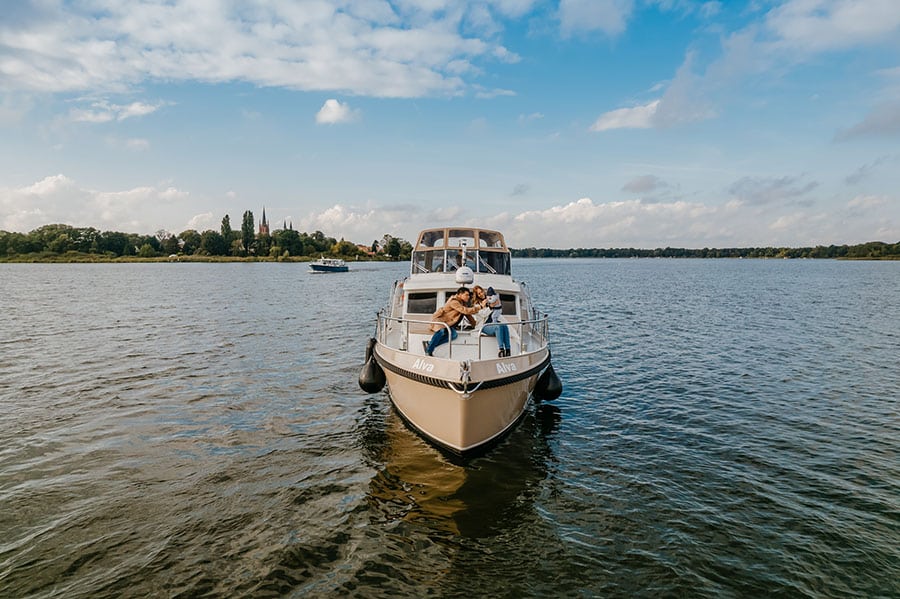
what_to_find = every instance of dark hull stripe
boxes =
[374,349,550,391]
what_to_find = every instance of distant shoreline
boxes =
[0,254,391,264]
[4,223,896,262]
[2,253,898,263]
[510,242,900,260]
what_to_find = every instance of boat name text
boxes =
[412,358,435,373]
[496,362,517,374]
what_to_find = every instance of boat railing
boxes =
[376,311,550,359]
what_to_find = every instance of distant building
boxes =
[259,207,270,235]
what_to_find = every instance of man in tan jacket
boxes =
[424,287,485,356]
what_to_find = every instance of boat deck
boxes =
[381,321,545,361]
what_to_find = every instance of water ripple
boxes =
[1,260,898,597]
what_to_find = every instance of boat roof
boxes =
[413,227,507,252]
[401,272,519,292]
[409,227,512,277]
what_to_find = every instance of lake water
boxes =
[1,259,897,598]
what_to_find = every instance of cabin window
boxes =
[478,231,504,249]
[419,230,445,248]
[412,250,445,273]
[407,292,437,314]
[446,249,476,272]
[478,251,510,275]
[447,229,476,249]
[500,294,517,315]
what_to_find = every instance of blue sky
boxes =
[1,0,898,248]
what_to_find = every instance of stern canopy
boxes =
[411,228,511,275]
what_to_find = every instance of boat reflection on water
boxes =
[360,399,561,539]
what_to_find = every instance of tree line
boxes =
[3,216,896,261]
[0,212,414,261]
[512,242,900,260]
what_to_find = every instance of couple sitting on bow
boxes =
[424,285,511,357]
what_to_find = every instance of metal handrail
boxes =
[376,311,549,359]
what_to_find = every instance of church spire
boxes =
[258,206,270,235]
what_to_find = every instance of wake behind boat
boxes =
[309,256,348,272]
[359,227,561,455]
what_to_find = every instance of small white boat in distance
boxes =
[359,227,561,455]
[309,256,348,272]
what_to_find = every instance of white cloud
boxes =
[69,100,165,123]
[474,87,516,99]
[559,0,635,37]
[315,99,360,124]
[105,136,151,151]
[0,175,191,233]
[609,1,900,132]
[126,138,150,151]
[769,212,805,231]
[592,51,714,134]
[590,100,659,132]
[847,195,888,210]
[503,197,731,247]
[765,0,900,55]
[518,112,544,124]
[289,196,726,248]
[285,193,899,249]
[295,202,420,243]
[489,0,541,19]
[652,51,717,128]
[186,212,215,232]
[3,174,898,247]
[117,101,162,120]
[0,1,519,99]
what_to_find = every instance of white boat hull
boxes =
[374,343,549,453]
[359,226,560,455]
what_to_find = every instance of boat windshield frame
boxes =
[410,228,510,275]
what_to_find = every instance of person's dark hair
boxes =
[456,287,470,295]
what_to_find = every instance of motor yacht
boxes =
[359,227,561,455]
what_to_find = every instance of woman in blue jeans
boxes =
[474,286,511,357]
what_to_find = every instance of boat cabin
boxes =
[411,228,510,275]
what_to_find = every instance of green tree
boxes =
[179,230,201,255]
[275,228,303,257]
[161,233,180,255]
[241,210,254,255]
[386,237,401,260]
[221,215,233,245]
[200,230,228,255]
[334,239,358,257]
[135,234,160,253]
[256,233,272,257]
[96,231,129,256]
[48,233,72,253]
[399,240,413,260]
